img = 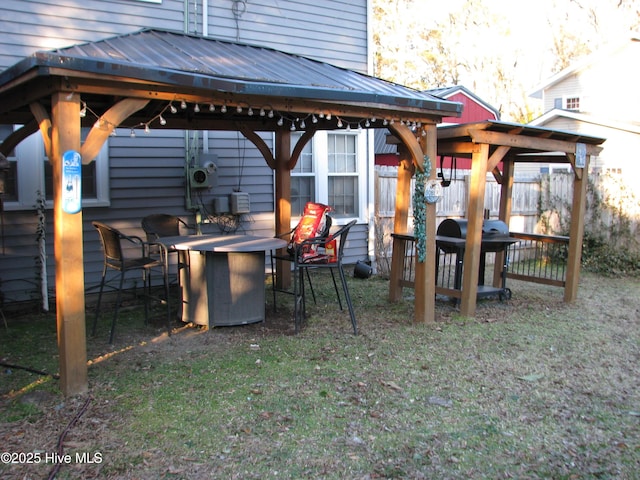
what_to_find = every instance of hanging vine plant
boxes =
[412,156,430,263]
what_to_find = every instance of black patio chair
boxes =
[92,221,170,344]
[292,219,358,335]
[141,213,195,284]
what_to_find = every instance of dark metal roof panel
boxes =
[9,29,461,115]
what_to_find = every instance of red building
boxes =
[375,85,500,170]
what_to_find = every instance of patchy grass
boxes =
[1,270,639,479]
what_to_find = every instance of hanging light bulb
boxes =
[170,103,178,114]
[268,109,274,118]
[383,118,388,126]
[365,119,370,127]
[180,100,187,109]
[193,103,200,113]
[277,117,284,127]
[326,113,332,120]
[247,107,254,116]
[209,103,215,112]
[144,124,151,134]
[299,118,306,129]
[311,114,318,124]
[159,115,166,126]
[337,118,343,128]
[130,129,136,138]
[221,103,227,113]
[259,108,266,117]
[290,123,296,131]
[346,123,351,131]
[79,102,87,118]
[236,105,242,113]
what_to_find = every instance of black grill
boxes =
[436,218,516,301]
[437,218,509,239]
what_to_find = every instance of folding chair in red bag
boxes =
[271,202,332,313]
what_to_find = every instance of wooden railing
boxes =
[390,232,570,297]
[506,232,569,287]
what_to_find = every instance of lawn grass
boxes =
[1,270,639,479]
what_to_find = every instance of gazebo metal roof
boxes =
[0,28,462,130]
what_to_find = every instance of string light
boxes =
[79,98,400,137]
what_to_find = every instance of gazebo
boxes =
[0,29,461,396]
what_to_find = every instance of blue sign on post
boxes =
[62,150,82,214]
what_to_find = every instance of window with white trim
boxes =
[0,126,110,210]
[565,96,580,111]
[290,130,366,222]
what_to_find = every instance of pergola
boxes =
[388,120,605,317]
[0,29,461,396]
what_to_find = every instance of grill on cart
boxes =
[436,219,517,301]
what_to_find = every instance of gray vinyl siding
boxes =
[0,0,370,304]
[0,0,186,70]
[206,0,369,71]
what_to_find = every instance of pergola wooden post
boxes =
[492,158,514,287]
[459,142,489,317]
[564,151,590,302]
[51,92,88,396]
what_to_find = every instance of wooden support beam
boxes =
[386,122,425,171]
[564,154,590,302]
[288,127,317,170]
[487,145,510,172]
[237,122,275,169]
[468,129,602,157]
[0,119,39,156]
[274,131,292,290]
[415,123,438,323]
[29,103,52,159]
[388,145,414,302]
[460,142,489,318]
[81,98,150,163]
[493,159,514,287]
[51,92,88,396]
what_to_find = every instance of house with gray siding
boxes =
[0,0,378,306]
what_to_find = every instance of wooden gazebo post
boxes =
[459,142,489,318]
[386,121,438,323]
[273,130,292,290]
[388,144,414,302]
[564,149,590,302]
[51,92,88,396]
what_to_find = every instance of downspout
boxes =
[202,0,209,155]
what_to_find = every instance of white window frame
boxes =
[290,130,367,225]
[4,127,110,210]
[564,96,580,111]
